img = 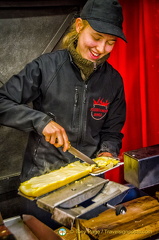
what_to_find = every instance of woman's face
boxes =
[75,18,117,62]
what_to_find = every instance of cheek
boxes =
[87,41,97,48]
[80,35,96,48]
[106,45,115,53]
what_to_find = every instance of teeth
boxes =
[92,52,99,57]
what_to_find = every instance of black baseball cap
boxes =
[80,0,127,42]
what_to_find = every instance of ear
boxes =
[75,18,84,33]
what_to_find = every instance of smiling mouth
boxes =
[91,51,100,57]
[89,50,101,60]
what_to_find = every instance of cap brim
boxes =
[87,19,127,42]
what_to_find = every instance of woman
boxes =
[0,0,127,181]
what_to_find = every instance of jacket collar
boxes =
[68,41,110,80]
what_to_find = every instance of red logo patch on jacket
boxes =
[90,98,110,120]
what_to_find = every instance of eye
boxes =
[94,37,100,41]
[92,36,100,41]
[91,34,102,41]
[107,41,116,46]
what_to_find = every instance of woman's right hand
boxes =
[42,121,69,152]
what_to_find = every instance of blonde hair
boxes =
[62,19,89,49]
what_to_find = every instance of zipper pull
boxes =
[93,62,97,70]
[74,87,78,107]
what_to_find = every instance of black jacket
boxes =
[0,49,126,181]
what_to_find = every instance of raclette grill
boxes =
[28,175,130,229]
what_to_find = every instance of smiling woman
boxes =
[0,0,127,182]
[75,19,117,62]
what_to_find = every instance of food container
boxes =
[124,144,159,189]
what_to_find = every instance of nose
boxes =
[96,41,106,54]
[96,41,115,55]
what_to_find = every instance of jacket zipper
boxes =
[83,84,88,104]
[74,87,78,106]
[78,83,88,145]
[72,87,79,129]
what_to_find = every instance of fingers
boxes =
[42,121,69,152]
[97,152,113,157]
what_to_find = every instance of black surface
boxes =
[0,0,86,8]
[124,144,159,160]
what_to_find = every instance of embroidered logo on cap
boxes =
[90,98,110,120]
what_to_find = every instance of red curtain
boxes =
[105,0,159,183]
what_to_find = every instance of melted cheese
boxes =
[19,157,119,197]
[19,161,94,197]
[93,156,119,168]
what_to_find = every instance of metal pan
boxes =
[90,162,124,176]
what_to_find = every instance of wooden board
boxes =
[79,196,159,240]
[55,227,90,240]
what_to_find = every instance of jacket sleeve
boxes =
[98,77,126,157]
[0,58,52,135]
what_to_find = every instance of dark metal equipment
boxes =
[36,175,129,228]
[124,144,159,189]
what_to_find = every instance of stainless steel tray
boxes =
[90,162,124,176]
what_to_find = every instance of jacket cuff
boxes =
[97,141,118,157]
[36,114,53,135]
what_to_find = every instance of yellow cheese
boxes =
[19,161,94,197]
[93,156,119,168]
[19,157,120,198]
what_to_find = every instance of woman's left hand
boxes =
[97,152,113,157]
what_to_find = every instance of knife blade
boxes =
[68,145,97,165]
